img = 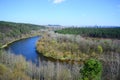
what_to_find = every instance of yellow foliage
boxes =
[11,69,30,80]
[0,64,8,76]
[97,45,103,54]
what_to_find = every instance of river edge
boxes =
[36,48,84,64]
[1,35,41,49]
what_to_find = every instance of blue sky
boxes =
[0,0,120,26]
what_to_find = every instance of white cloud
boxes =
[53,0,65,4]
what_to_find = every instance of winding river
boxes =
[5,36,48,64]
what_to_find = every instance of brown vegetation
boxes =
[36,31,120,61]
[0,50,81,80]
[36,31,120,80]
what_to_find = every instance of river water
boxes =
[5,36,48,64]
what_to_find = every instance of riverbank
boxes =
[36,50,83,64]
[36,31,120,62]
[36,32,95,62]
[1,35,40,48]
[0,21,46,49]
[1,32,41,49]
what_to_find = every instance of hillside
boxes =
[0,21,45,46]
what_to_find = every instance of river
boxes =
[5,36,48,65]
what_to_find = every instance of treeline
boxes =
[55,27,120,39]
[0,21,45,37]
[0,21,45,46]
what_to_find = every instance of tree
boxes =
[97,45,103,54]
[80,59,102,80]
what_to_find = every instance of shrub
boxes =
[80,59,102,80]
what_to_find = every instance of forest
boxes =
[0,21,83,80]
[55,27,120,39]
[36,30,120,80]
[0,21,45,47]
[0,21,120,80]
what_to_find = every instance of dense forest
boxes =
[0,21,45,46]
[37,31,120,80]
[55,27,120,39]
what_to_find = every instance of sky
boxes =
[0,0,120,26]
